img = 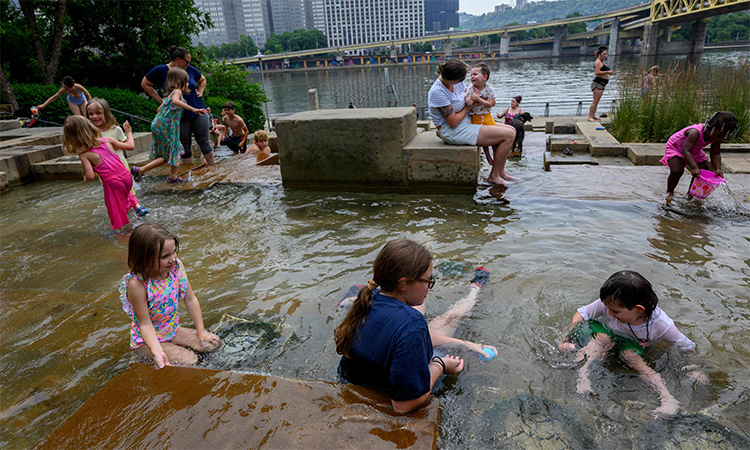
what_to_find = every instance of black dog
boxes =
[509,112,533,154]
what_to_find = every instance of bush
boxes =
[611,59,749,143]
[6,83,158,131]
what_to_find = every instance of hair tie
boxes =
[366,279,378,291]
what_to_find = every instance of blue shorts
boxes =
[437,115,481,146]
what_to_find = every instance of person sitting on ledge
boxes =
[427,59,517,186]
[221,102,249,153]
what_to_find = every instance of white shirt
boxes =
[577,299,696,351]
[428,78,467,127]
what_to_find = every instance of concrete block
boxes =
[0,120,21,131]
[0,171,8,192]
[31,154,85,181]
[544,151,598,171]
[276,108,416,188]
[131,132,152,155]
[0,144,65,183]
[626,143,665,165]
[268,131,278,153]
[553,118,576,134]
[545,120,554,134]
[417,120,433,132]
[722,156,750,174]
[576,121,627,157]
[404,131,479,189]
[0,129,62,149]
[546,134,588,152]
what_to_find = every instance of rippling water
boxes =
[253,49,747,117]
[2,133,749,447]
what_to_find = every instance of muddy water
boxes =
[1,136,749,448]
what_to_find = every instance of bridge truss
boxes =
[651,0,750,22]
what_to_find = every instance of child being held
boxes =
[467,62,497,165]
[559,270,707,416]
[660,111,738,200]
[62,116,139,230]
[120,223,221,368]
[221,101,250,153]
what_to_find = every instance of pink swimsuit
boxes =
[89,138,138,229]
[660,124,709,166]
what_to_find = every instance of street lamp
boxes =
[256,51,272,131]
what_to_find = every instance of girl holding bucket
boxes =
[660,112,738,200]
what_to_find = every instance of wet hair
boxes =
[168,45,190,62]
[254,130,268,142]
[62,76,75,88]
[128,223,180,281]
[334,239,433,358]
[437,59,468,82]
[513,95,522,104]
[165,67,190,96]
[62,115,101,154]
[595,45,608,57]
[86,98,119,131]
[704,111,739,141]
[600,270,658,321]
[472,62,490,80]
[222,101,236,110]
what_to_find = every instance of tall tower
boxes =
[323,0,425,50]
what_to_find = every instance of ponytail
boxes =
[334,281,378,358]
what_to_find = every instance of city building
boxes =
[495,4,508,13]
[193,0,271,48]
[268,0,307,34]
[425,0,459,32]
[304,0,327,32]
[323,0,425,51]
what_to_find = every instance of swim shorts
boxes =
[569,319,644,356]
[437,114,481,146]
[471,113,496,126]
[223,135,246,153]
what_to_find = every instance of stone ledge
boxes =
[576,121,627,157]
[31,154,84,181]
[544,151,599,171]
[546,134,589,152]
[404,130,479,188]
[0,120,21,131]
[0,144,64,183]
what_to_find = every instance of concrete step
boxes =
[0,128,63,148]
[546,134,589,152]
[544,151,599,171]
[403,130,479,189]
[575,120,627,157]
[722,155,750,174]
[0,144,64,183]
[31,154,84,181]
[0,120,22,131]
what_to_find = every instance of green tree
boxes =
[204,35,259,60]
[566,12,587,34]
[262,29,327,53]
[201,60,268,131]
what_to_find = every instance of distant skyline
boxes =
[459,0,512,16]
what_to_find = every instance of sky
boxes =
[459,0,512,16]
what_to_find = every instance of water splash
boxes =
[702,184,750,218]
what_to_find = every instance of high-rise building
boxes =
[323,0,425,50]
[240,0,271,47]
[193,0,230,47]
[268,0,307,34]
[424,0,458,32]
[303,0,327,32]
[193,0,271,48]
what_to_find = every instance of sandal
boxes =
[130,166,142,182]
[167,176,186,184]
[471,267,490,288]
[135,206,149,217]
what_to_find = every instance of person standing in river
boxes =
[588,46,613,122]
[141,46,215,166]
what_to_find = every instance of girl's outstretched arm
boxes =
[38,87,65,109]
[183,278,220,346]
[496,107,510,119]
[79,153,97,182]
[171,89,207,115]
[128,278,170,368]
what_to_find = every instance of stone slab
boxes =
[0,120,21,131]
[546,134,589,152]
[0,144,65,183]
[276,107,416,188]
[36,364,438,450]
[404,130,479,189]
[417,120,433,131]
[31,154,84,181]
[626,143,664,165]
[544,151,599,171]
[0,130,62,149]
[0,171,8,192]
[552,118,576,134]
[722,156,750,174]
[576,121,627,157]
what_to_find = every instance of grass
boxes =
[611,59,750,143]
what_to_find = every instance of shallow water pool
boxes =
[1,137,749,448]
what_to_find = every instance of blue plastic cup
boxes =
[479,347,496,362]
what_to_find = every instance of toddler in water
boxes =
[467,62,497,165]
[661,111,738,200]
[559,271,707,416]
[86,98,148,216]
[131,67,207,184]
[120,223,221,368]
[62,116,140,230]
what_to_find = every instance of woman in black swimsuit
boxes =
[588,45,613,122]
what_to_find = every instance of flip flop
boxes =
[135,206,149,217]
[471,267,490,288]
[563,148,574,156]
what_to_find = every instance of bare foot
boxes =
[559,342,576,352]
[654,398,680,417]
[487,176,510,186]
[576,375,594,395]
[587,117,598,122]
[665,193,673,205]
[502,173,519,181]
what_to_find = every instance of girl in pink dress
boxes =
[660,112,738,200]
[62,115,142,230]
[119,223,221,368]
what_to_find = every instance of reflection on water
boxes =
[251,49,748,117]
[1,133,750,448]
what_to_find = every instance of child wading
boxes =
[559,271,708,416]
[661,111,738,200]
[87,97,148,216]
[62,116,140,230]
[132,67,207,184]
[120,223,221,368]
[221,101,250,153]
